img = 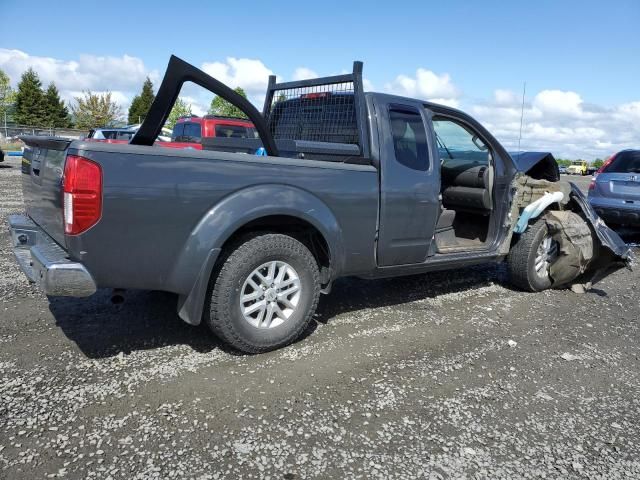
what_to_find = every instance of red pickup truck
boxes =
[169,115,257,149]
[85,116,256,150]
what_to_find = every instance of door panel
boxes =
[377,103,440,266]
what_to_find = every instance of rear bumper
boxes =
[589,200,640,227]
[8,214,96,297]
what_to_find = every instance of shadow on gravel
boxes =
[48,289,223,359]
[0,164,13,169]
[313,263,506,325]
[48,263,507,359]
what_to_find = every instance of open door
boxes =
[376,102,440,266]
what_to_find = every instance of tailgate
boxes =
[596,172,640,201]
[20,136,73,247]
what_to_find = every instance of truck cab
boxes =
[566,160,588,175]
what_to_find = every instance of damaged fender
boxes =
[503,175,633,288]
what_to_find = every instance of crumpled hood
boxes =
[509,151,562,182]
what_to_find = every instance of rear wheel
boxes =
[206,233,320,353]
[508,218,559,292]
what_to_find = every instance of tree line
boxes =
[556,158,605,168]
[1,66,250,131]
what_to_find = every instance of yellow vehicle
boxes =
[566,160,588,175]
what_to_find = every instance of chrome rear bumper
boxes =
[8,214,96,297]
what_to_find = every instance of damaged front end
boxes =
[503,175,634,289]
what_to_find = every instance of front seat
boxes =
[442,164,493,212]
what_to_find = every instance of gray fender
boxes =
[169,184,345,325]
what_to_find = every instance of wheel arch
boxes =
[170,184,344,325]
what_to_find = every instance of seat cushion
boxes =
[442,186,491,211]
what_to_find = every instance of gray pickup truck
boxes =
[9,56,631,353]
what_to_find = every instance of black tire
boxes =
[507,218,554,292]
[206,233,320,353]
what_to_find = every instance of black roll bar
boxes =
[130,55,279,156]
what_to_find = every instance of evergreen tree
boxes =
[44,83,71,128]
[14,68,46,126]
[208,87,248,119]
[127,77,155,124]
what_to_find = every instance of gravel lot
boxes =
[1,155,639,479]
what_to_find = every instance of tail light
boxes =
[597,153,616,174]
[63,155,102,235]
[588,177,596,190]
[300,92,330,100]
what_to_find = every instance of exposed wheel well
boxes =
[219,215,332,284]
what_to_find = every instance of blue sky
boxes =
[1,0,639,158]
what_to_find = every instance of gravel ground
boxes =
[1,155,639,479]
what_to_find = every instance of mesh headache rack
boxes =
[261,61,369,159]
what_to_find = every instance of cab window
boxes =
[389,108,429,171]
[172,123,185,141]
[432,118,489,166]
[183,123,202,142]
[215,124,252,138]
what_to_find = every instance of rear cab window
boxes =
[389,108,429,171]
[215,124,256,138]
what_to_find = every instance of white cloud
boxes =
[0,48,158,123]
[2,48,637,158]
[292,67,318,81]
[472,92,640,159]
[532,89,588,118]
[200,57,273,96]
[494,89,520,106]
[0,48,155,92]
[384,68,460,106]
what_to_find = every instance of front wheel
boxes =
[206,233,321,353]
[507,218,559,292]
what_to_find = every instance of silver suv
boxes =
[589,150,640,228]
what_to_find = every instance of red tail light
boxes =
[300,92,329,100]
[63,155,102,235]
[597,153,616,174]
[588,178,596,190]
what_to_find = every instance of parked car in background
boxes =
[87,127,137,141]
[559,165,567,174]
[87,125,172,143]
[170,115,257,146]
[589,150,640,228]
[566,160,588,175]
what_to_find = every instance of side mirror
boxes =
[472,135,488,151]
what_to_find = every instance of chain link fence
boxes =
[1,123,87,142]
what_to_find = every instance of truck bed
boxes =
[20,137,379,293]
